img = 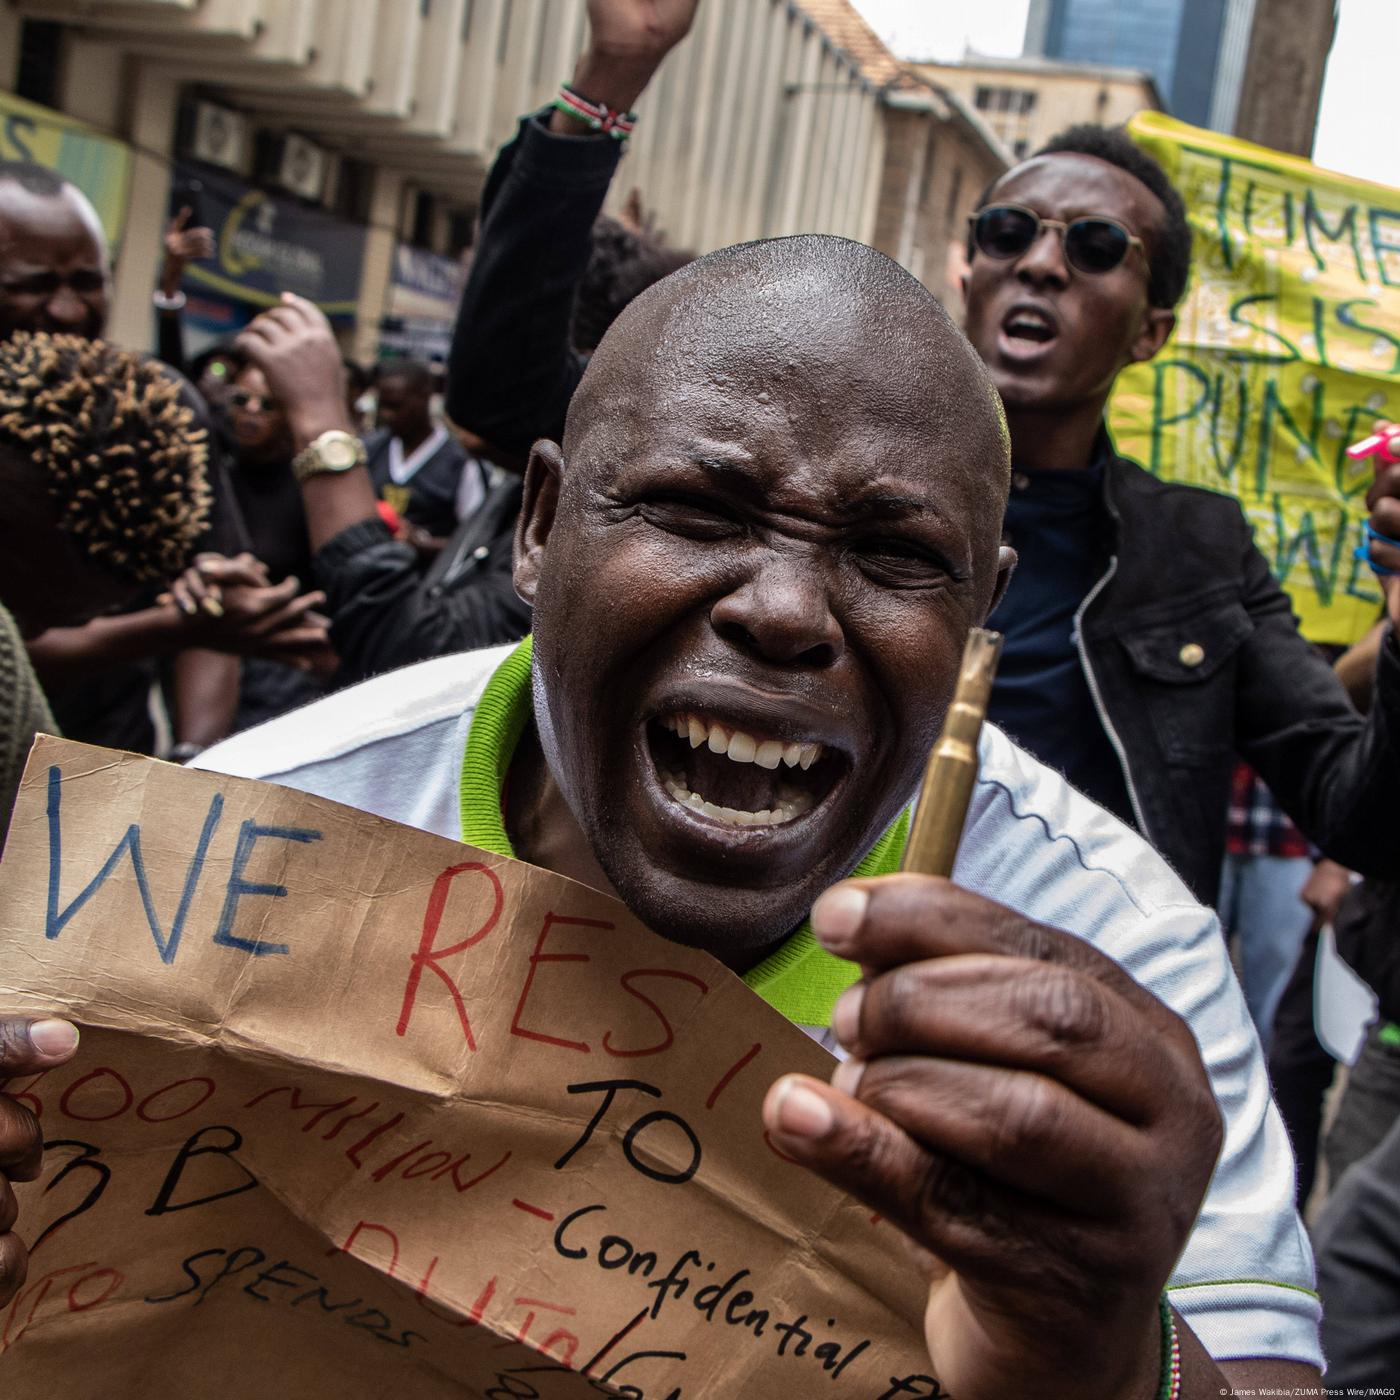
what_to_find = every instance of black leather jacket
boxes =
[312,477,530,687]
[1080,452,1400,903]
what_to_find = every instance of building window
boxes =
[16,20,63,108]
[973,85,1036,119]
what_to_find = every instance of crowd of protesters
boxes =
[1,0,1399,1391]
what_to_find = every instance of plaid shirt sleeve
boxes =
[1225,760,1315,860]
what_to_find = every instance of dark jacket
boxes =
[1084,454,1400,901]
[446,111,1400,906]
[312,477,530,687]
[446,113,615,456]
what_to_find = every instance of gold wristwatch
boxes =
[291,429,366,483]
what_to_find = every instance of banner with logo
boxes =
[0,91,132,247]
[173,160,367,320]
[380,243,465,363]
[1111,112,1400,644]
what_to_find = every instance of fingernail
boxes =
[831,1056,866,1097]
[201,597,225,618]
[811,886,868,948]
[29,1019,79,1056]
[832,982,864,1047]
[772,1077,834,1140]
[178,596,197,616]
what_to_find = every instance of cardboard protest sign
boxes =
[0,738,936,1398]
[1111,112,1400,644]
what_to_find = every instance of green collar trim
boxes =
[460,636,536,856]
[459,637,908,1027]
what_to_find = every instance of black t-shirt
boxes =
[228,458,313,587]
[226,456,325,733]
[987,459,1136,828]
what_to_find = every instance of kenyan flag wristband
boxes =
[554,83,637,139]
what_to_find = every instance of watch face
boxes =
[323,435,359,468]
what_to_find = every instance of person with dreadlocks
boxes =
[0,159,328,760]
[0,332,325,832]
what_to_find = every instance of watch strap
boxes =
[292,430,367,483]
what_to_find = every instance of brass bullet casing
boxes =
[900,628,1004,879]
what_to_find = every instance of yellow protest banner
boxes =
[1111,112,1400,644]
[0,91,132,248]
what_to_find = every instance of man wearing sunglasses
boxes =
[959,126,1400,913]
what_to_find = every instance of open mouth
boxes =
[1001,305,1058,345]
[646,711,843,830]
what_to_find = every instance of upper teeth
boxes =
[663,713,823,770]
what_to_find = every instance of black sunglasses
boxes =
[969,203,1146,276]
[228,389,283,413]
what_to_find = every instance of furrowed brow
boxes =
[685,454,942,527]
[688,454,770,504]
[844,490,931,521]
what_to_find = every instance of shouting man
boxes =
[4,239,1318,1396]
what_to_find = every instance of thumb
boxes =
[762,1073,938,1247]
[0,1018,79,1076]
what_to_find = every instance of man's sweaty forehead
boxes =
[563,233,1011,532]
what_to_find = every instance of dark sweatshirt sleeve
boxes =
[156,309,186,375]
[1234,524,1400,876]
[314,518,531,686]
[445,112,624,458]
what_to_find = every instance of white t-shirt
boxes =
[198,644,1322,1368]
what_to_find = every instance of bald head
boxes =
[0,165,110,342]
[568,234,1009,530]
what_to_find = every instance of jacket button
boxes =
[1179,642,1205,667]
[1012,472,1031,491]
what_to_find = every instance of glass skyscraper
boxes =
[1024,0,1249,130]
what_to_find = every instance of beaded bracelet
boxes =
[553,83,637,139]
[1355,519,1400,577]
[1158,1295,1182,1400]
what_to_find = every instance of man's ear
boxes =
[985,544,1017,619]
[1129,306,1176,365]
[513,439,564,604]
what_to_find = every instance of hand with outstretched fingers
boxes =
[0,1018,80,1306]
[235,293,349,448]
[163,206,216,267]
[761,875,1225,1400]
